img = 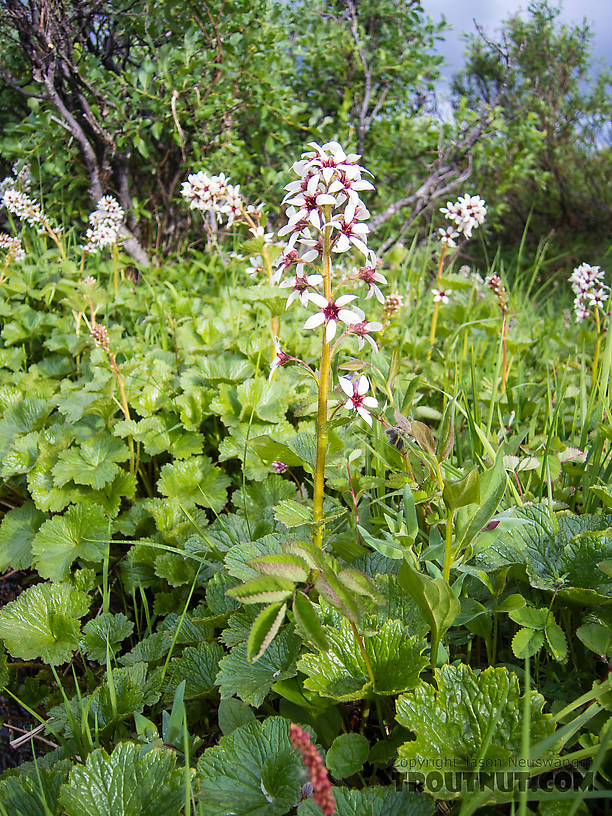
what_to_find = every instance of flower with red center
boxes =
[330,199,370,256]
[280,265,323,308]
[354,259,387,303]
[289,723,335,815]
[269,336,292,380]
[347,306,382,351]
[432,287,450,305]
[339,375,378,425]
[304,293,360,343]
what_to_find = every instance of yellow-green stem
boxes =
[501,311,508,394]
[593,306,602,382]
[427,243,448,360]
[112,358,134,474]
[112,244,119,297]
[442,509,455,583]
[312,207,332,549]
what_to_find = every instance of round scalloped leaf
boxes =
[512,627,545,659]
[60,742,185,816]
[326,732,369,779]
[197,717,302,816]
[396,664,559,799]
[81,612,134,663]
[0,582,90,664]
[31,503,108,581]
[298,786,435,816]
[164,642,225,700]
[157,455,230,512]
[52,435,129,489]
[0,501,45,572]
[298,619,428,701]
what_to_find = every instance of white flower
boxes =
[438,226,459,247]
[0,232,24,261]
[245,256,264,277]
[269,336,291,381]
[84,195,124,253]
[304,293,361,343]
[2,188,44,226]
[347,306,382,351]
[339,375,378,425]
[432,287,450,305]
[354,256,386,302]
[570,262,608,319]
[440,194,486,239]
[279,265,323,307]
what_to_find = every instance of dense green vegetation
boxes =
[0,1,611,814]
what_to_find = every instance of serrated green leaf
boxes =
[293,591,329,651]
[197,717,302,816]
[544,620,568,662]
[337,568,384,604]
[31,503,108,581]
[0,759,71,816]
[247,602,287,662]
[508,606,550,630]
[396,664,559,799]
[326,732,369,779]
[314,572,361,623]
[250,553,310,582]
[165,642,225,700]
[59,742,185,816]
[0,501,45,571]
[0,582,90,664]
[227,575,295,604]
[298,619,427,701]
[217,697,256,735]
[512,627,545,658]
[157,455,230,512]
[298,786,434,816]
[216,628,301,706]
[576,623,612,658]
[274,498,314,528]
[53,436,129,489]
[81,612,134,663]
[281,540,327,570]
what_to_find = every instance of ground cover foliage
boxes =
[0,1,611,815]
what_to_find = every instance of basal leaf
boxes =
[396,664,559,799]
[81,612,134,663]
[31,503,108,581]
[298,786,434,816]
[197,717,302,816]
[157,455,230,512]
[0,501,45,572]
[216,628,301,706]
[52,436,129,489]
[60,742,185,816]
[274,498,315,528]
[298,619,427,701]
[164,641,225,700]
[0,582,90,664]
[326,732,369,779]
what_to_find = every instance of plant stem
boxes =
[593,306,601,382]
[501,310,508,394]
[442,509,455,583]
[312,207,332,549]
[110,354,135,474]
[427,243,448,360]
[112,244,119,297]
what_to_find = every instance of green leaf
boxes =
[337,568,385,604]
[0,397,49,459]
[443,468,480,511]
[165,642,225,700]
[544,620,568,662]
[398,560,460,667]
[396,664,559,799]
[82,612,134,663]
[247,602,287,662]
[454,453,507,551]
[250,553,310,583]
[216,628,301,706]
[88,663,162,729]
[298,786,434,816]
[53,436,129,489]
[508,606,549,630]
[227,576,295,605]
[217,697,256,735]
[293,592,329,651]
[326,732,369,779]
[436,399,455,462]
[576,622,612,659]
[273,498,314,527]
[512,627,545,658]
[0,582,90,664]
[60,742,185,816]
[403,485,419,541]
[157,455,230,512]
[31,503,108,581]
[314,572,361,623]
[298,619,427,701]
[0,501,45,572]
[0,759,71,816]
[197,717,303,816]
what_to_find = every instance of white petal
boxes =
[309,292,328,309]
[304,312,325,330]
[363,396,378,408]
[339,377,354,397]
[325,320,337,343]
[302,249,319,262]
[316,193,337,206]
[333,234,351,253]
[365,334,377,351]
[336,294,358,306]
[357,375,369,395]
[357,406,373,425]
[338,309,360,325]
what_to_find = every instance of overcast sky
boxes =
[423,0,610,82]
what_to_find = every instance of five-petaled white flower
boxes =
[304,293,360,343]
[432,288,450,305]
[339,375,378,425]
[269,336,292,381]
[280,265,323,308]
[347,306,382,351]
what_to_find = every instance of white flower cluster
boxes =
[0,232,24,262]
[0,161,31,198]
[181,171,244,225]
[84,195,124,253]
[439,194,487,244]
[272,141,382,425]
[569,263,609,323]
[2,187,45,227]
